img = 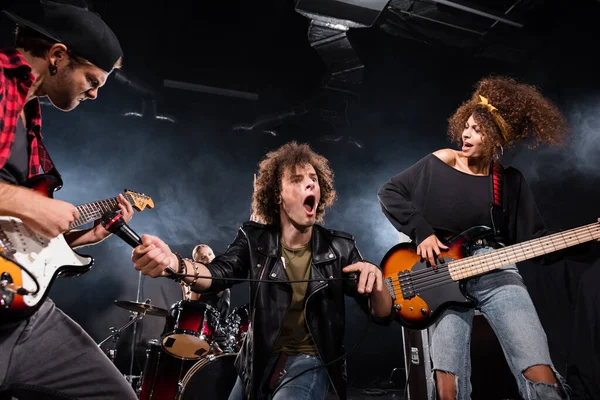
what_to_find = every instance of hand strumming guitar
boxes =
[5,184,79,239]
[417,234,448,267]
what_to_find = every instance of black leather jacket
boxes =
[204,221,392,399]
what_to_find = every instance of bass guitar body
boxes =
[381,226,495,330]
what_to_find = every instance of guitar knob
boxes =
[28,252,37,262]
[420,308,427,316]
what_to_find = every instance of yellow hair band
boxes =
[478,95,510,142]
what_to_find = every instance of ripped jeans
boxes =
[429,248,568,400]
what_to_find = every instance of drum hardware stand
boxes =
[98,271,152,390]
[97,309,146,364]
[130,270,143,385]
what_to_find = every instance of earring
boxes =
[48,63,57,76]
[493,144,504,161]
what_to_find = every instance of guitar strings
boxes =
[385,223,599,297]
[72,194,137,229]
[396,222,599,284]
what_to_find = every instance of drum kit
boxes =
[98,298,249,400]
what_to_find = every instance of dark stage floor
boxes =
[326,387,406,400]
[10,385,407,400]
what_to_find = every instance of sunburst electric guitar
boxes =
[381,222,600,330]
[0,173,154,323]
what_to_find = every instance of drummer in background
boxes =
[182,244,231,320]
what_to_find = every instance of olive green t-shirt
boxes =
[272,240,317,356]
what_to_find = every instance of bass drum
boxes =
[139,339,195,400]
[177,353,238,400]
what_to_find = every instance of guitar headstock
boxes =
[124,190,155,211]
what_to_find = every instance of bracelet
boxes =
[174,254,200,290]
[172,252,185,274]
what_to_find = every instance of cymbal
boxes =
[114,300,168,317]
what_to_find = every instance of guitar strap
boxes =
[37,139,64,191]
[489,161,508,238]
[25,99,62,187]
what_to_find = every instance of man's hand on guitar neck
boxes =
[65,194,133,248]
[0,182,79,238]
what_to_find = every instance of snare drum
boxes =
[139,339,195,400]
[176,353,238,400]
[162,300,220,360]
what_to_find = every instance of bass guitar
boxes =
[381,222,600,330]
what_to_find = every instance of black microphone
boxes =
[101,211,141,247]
[101,211,178,276]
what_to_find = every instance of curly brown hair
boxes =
[447,76,569,158]
[251,141,336,225]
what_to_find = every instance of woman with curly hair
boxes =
[132,141,393,400]
[378,76,580,399]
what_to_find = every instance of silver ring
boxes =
[369,271,376,276]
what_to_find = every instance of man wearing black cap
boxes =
[0,1,137,399]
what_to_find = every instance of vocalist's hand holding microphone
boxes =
[100,211,178,278]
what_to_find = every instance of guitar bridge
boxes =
[0,229,17,257]
[384,277,395,300]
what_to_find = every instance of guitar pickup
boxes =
[398,271,415,299]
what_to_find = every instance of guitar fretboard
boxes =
[449,222,600,280]
[70,194,135,229]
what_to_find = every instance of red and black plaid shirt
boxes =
[0,47,54,179]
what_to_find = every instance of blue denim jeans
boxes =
[228,354,329,400]
[429,247,568,400]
